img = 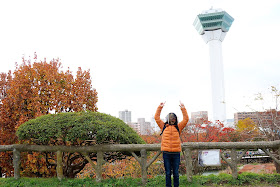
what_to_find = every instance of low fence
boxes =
[1,141,280,185]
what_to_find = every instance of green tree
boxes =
[16,111,145,178]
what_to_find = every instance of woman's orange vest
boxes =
[154,105,189,152]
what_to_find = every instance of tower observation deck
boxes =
[194,9,234,36]
[193,8,234,123]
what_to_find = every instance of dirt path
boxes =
[238,163,276,174]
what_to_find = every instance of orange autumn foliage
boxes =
[181,121,241,142]
[77,152,165,179]
[0,55,98,176]
[140,134,161,144]
[20,152,56,177]
[140,121,240,144]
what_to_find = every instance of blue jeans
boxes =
[163,152,180,187]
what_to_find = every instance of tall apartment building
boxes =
[127,122,141,134]
[119,109,131,123]
[151,116,161,133]
[127,118,153,135]
[138,118,153,135]
[190,111,208,124]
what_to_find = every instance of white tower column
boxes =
[202,30,227,122]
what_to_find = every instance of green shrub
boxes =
[237,172,261,185]
[15,111,145,178]
[17,111,145,145]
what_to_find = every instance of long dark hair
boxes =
[165,113,178,125]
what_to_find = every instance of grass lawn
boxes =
[1,173,280,186]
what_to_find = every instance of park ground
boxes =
[239,163,276,174]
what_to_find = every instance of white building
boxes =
[127,122,141,134]
[119,109,131,123]
[151,116,161,133]
[191,111,208,124]
[138,118,153,135]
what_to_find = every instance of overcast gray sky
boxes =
[1,0,280,123]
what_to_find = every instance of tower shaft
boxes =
[203,29,227,122]
[208,35,226,122]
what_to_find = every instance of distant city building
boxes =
[127,122,141,134]
[190,111,208,124]
[226,119,234,127]
[119,109,131,123]
[234,110,280,127]
[138,118,145,126]
[127,119,153,135]
[151,116,161,133]
[138,118,153,135]
[234,112,258,125]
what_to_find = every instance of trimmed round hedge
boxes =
[16,111,145,145]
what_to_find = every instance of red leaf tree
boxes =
[0,55,98,176]
[181,121,240,143]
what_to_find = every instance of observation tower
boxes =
[193,8,234,123]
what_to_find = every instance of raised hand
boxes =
[179,101,185,108]
[159,102,166,107]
